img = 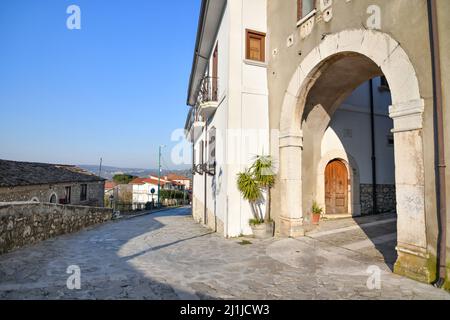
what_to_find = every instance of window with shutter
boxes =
[298,0,315,21]
[246,30,265,62]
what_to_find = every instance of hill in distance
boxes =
[79,165,192,180]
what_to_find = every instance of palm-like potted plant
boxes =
[252,155,275,236]
[312,201,323,225]
[237,155,276,238]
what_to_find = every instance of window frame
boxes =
[297,0,316,23]
[65,186,72,204]
[245,29,266,63]
[80,184,88,202]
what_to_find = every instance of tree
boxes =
[237,155,276,224]
[113,174,136,185]
[251,155,275,222]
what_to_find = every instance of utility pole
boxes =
[98,158,103,178]
[157,145,165,207]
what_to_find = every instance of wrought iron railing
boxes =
[198,76,218,105]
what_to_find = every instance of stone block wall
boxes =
[0,181,105,207]
[360,184,396,215]
[0,202,112,255]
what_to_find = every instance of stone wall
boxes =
[0,181,105,207]
[0,202,112,255]
[360,184,396,215]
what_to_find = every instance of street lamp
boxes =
[157,144,166,207]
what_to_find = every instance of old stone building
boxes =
[267,0,449,287]
[0,159,105,207]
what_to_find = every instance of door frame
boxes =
[316,151,361,217]
[325,159,349,215]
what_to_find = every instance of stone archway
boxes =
[278,29,429,282]
[316,150,361,218]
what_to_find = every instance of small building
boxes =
[104,181,117,197]
[130,177,166,206]
[0,159,105,207]
[167,173,191,190]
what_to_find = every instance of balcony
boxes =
[197,76,219,119]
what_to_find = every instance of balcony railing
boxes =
[198,76,218,105]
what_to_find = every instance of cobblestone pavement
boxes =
[0,207,448,300]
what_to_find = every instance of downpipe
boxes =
[428,0,447,288]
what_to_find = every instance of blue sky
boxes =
[0,0,199,169]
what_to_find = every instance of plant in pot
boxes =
[237,155,276,239]
[251,155,275,237]
[312,201,323,225]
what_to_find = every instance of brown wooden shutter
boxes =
[212,44,218,100]
[246,30,266,62]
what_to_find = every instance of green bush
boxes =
[113,174,137,185]
[159,189,186,200]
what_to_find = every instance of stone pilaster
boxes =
[279,130,305,237]
[389,99,433,282]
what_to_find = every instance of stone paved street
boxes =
[0,207,449,300]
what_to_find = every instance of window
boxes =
[212,44,218,101]
[246,30,265,62]
[65,186,71,204]
[208,128,216,165]
[297,0,315,21]
[80,184,87,201]
[200,140,205,165]
[387,133,394,147]
[379,76,390,92]
[49,193,57,204]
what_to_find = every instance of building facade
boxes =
[186,0,269,236]
[130,177,164,206]
[185,0,450,288]
[0,160,105,207]
[267,0,450,286]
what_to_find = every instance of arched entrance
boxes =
[277,30,430,282]
[325,160,348,215]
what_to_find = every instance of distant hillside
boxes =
[79,165,192,181]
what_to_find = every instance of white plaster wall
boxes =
[192,0,269,237]
[321,79,395,185]
[132,183,158,204]
[192,5,230,230]
[228,0,269,237]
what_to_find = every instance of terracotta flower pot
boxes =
[312,213,321,225]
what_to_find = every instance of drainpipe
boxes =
[191,114,195,215]
[204,121,208,226]
[428,0,447,287]
[369,79,378,215]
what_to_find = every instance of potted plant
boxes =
[237,155,276,238]
[252,155,276,236]
[312,201,323,225]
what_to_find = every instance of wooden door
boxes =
[325,160,348,215]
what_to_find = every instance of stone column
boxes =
[279,130,305,237]
[389,99,433,282]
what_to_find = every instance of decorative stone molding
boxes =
[389,99,425,133]
[279,131,303,149]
